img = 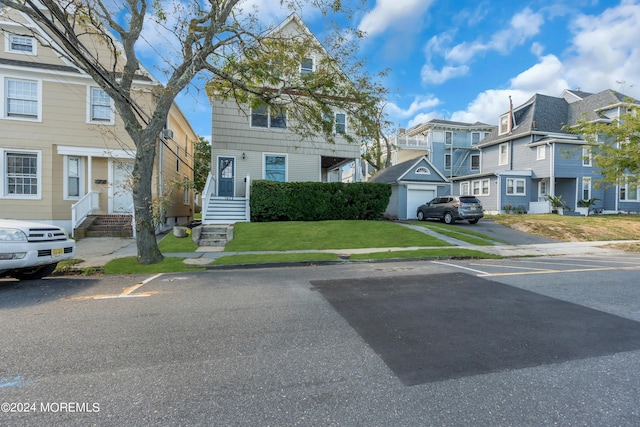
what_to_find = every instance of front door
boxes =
[112,160,134,213]
[218,157,235,197]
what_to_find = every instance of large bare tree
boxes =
[4,0,386,264]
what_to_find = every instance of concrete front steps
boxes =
[192,225,234,248]
[74,214,133,239]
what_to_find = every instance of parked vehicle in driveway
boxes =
[0,219,76,280]
[416,196,484,224]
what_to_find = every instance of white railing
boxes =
[244,174,251,221]
[202,172,215,219]
[71,191,100,236]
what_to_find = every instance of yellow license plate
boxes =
[52,248,64,258]
[470,206,476,210]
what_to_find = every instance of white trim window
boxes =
[619,178,639,201]
[506,178,526,195]
[5,77,40,120]
[460,182,470,195]
[300,57,315,75]
[499,114,509,135]
[264,154,287,182]
[335,113,346,134]
[1,148,41,198]
[582,177,592,201]
[64,155,85,200]
[472,179,490,196]
[471,154,480,171]
[183,176,190,205]
[251,103,287,129]
[471,132,480,145]
[88,86,114,124]
[582,146,592,167]
[499,143,509,165]
[445,131,453,145]
[5,34,36,55]
[536,145,546,160]
[444,153,451,170]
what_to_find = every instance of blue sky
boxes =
[164,0,640,139]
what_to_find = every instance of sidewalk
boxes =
[73,235,637,270]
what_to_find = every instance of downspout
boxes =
[548,141,555,199]
[495,171,501,214]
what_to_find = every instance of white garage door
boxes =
[407,188,436,219]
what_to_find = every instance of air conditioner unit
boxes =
[162,129,174,139]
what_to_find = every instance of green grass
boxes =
[224,220,451,251]
[412,222,505,246]
[158,233,198,252]
[212,252,340,265]
[103,256,204,274]
[349,248,502,260]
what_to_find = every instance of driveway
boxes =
[449,218,559,245]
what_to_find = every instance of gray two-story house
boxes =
[202,13,361,224]
[454,89,640,214]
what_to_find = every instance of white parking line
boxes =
[431,261,491,276]
[73,274,164,300]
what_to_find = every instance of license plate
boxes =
[470,206,476,211]
[52,248,64,258]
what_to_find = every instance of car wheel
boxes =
[468,219,479,224]
[13,263,58,280]
[417,210,425,221]
[442,211,454,224]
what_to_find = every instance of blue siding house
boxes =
[454,89,640,215]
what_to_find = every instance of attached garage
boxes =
[370,156,449,220]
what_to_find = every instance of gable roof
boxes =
[369,156,448,184]
[479,89,639,147]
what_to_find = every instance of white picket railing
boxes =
[71,191,100,237]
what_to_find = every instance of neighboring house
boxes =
[388,119,494,180]
[204,13,361,224]
[0,7,197,236]
[369,156,449,220]
[454,89,640,214]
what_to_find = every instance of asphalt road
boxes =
[2,255,640,426]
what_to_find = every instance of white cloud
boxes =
[415,2,640,127]
[421,7,545,87]
[386,95,441,120]
[358,0,434,37]
[564,0,640,98]
[445,8,544,64]
[421,64,469,85]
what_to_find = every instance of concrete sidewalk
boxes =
[73,235,637,270]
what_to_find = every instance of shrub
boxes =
[250,180,391,222]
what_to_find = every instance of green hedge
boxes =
[250,181,392,222]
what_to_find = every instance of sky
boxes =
[162,0,640,139]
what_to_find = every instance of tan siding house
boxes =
[0,8,197,235]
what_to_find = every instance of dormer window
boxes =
[6,34,36,55]
[499,114,510,135]
[300,57,314,75]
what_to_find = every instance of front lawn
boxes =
[493,214,640,241]
[224,220,452,251]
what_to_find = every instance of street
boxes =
[2,254,640,426]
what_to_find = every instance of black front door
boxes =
[218,157,234,197]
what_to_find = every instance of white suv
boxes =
[0,219,76,280]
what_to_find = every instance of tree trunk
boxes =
[133,135,164,265]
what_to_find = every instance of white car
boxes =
[0,219,76,280]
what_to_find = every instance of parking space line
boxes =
[72,274,164,300]
[431,261,490,276]
[486,265,640,277]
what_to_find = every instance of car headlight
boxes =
[0,228,28,241]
